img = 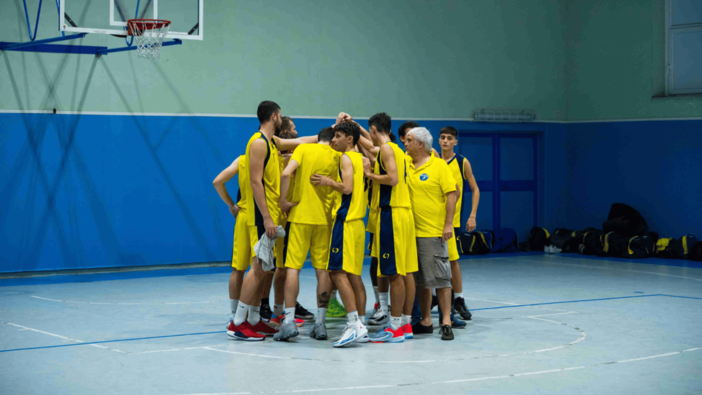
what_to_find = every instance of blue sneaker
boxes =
[369,326,404,343]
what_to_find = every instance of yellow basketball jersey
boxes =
[333,151,368,221]
[244,132,281,226]
[372,142,411,209]
[287,144,342,225]
[444,154,467,227]
[237,155,248,211]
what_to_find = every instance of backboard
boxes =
[59,0,204,41]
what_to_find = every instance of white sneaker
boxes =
[333,322,368,348]
[368,309,389,325]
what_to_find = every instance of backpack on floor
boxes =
[580,229,604,255]
[550,228,573,250]
[689,242,702,262]
[492,228,519,253]
[481,230,495,251]
[656,238,672,256]
[659,234,699,259]
[526,227,551,251]
[623,232,659,258]
[602,203,649,238]
[562,227,598,253]
[458,231,491,255]
[600,231,629,257]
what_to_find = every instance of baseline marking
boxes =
[4,322,126,354]
[30,295,213,305]
[177,347,702,394]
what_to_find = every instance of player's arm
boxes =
[249,140,277,237]
[444,190,458,241]
[363,144,397,186]
[463,158,480,232]
[279,159,301,215]
[358,143,377,166]
[212,157,240,217]
[356,123,379,157]
[310,154,353,194]
[272,135,318,151]
[432,148,440,157]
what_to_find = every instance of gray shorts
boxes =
[414,237,452,289]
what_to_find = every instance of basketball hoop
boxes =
[127,19,171,60]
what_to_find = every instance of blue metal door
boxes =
[458,132,538,242]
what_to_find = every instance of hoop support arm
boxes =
[0,33,86,51]
[96,38,181,56]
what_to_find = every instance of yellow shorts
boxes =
[248,224,265,258]
[448,230,459,261]
[328,219,365,276]
[284,222,331,270]
[231,210,252,271]
[373,207,418,276]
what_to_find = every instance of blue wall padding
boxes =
[545,120,702,238]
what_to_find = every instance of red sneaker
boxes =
[250,320,279,336]
[369,326,405,343]
[270,314,304,328]
[401,323,414,339]
[227,321,265,341]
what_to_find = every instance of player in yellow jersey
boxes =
[439,126,480,321]
[362,112,418,344]
[405,127,458,341]
[228,101,317,341]
[274,127,342,341]
[309,122,370,347]
[213,155,249,328]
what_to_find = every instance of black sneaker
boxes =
[260,303,272,322]
[440,325,454,341]
[295,302,315,320]
[454,297,472,320]
[411,322,433,334]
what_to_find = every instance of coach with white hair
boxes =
[404,127,458,341]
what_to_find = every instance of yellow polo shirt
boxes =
[407,154,456,237]
[287,143,342,225]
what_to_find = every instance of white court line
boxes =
[493,257,702,282]
[4,322,127,354]
[178,346,702,395]
[30,295,213,305]
[201,313,584,364]
[131,345,225,355]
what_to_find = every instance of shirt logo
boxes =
[382,253,391,259]
[419,173,429,181]
[332,248,340,253]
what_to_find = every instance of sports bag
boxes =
[562,227,597,253]
[689,242,702,262]
[458,231,491,255]
[600,231,629,257]
[492,228,518,253]
[580,229,604,255]
[623,232,659,258]
[550,228,573,250]
[602,203,648,238]
[526,227,550,251]
[659,234,699,259]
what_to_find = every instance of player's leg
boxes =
[448,229,471,320]
[228,213,251,327]
[274,222,310,341]
[401,210,419,339]
[228,254,267,341]
[260,271,274,321]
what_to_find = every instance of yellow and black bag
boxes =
[600,231,628,257]
[658,234,699,259]
[580,229,604,255]
[458,231,490,255]
[623,232,659,258]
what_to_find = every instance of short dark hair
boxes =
[398,121,419,139]
[257,101,280,124]
[318,127,335,143]
[279,129,296,140]
[440,126,458,138]
[334,122,360,146]
[368,112,391,134]
[276,116,294,137]
[389,132,396,142]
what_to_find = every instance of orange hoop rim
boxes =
[127,19,171,36]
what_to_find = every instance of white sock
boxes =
[401,314,411,326]
[230,299,239,314]
[247,305,260,325]
[233,302,249,326]
[317,308,327,324]
[379,293,389,312]
[390,316,402,331]
[273,304,284,317]
[331,290,338,300]
[284,307,296,324]
[454,292,464,300]
[359,315,365,323]
[347,311,359,323]
[373,286,379,304]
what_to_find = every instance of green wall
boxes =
[1,0,567,120]
[565,0,702,121]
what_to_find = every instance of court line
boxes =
[659,294,702,301]
[0,330,225,353]
[4,322,127,354]
[494,257,702,282]
[471,294,661,311]
[30,295,214,305]
[178,346,702,394]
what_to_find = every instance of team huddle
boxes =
[213,101,480,347]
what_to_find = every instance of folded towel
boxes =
[254,225,286,271]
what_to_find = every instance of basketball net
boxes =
[127,19,171,60]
